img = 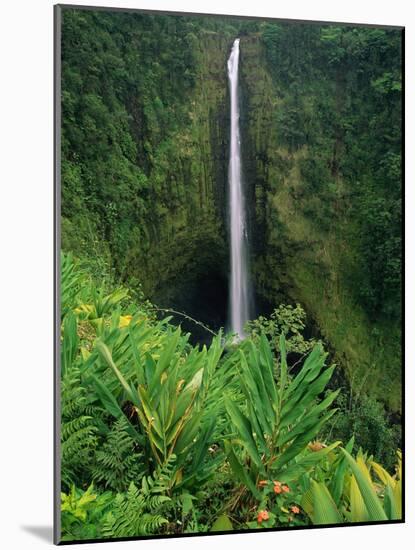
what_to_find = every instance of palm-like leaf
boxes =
[303,448,401,524]
[225,333,339,488]
[91,325,225,489]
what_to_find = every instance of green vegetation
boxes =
[302,447,402,523]
[59,254,401,540]
[241,25,401,410]
[59,7,402,541]
[61,8,235,314]
[61,9,402,409]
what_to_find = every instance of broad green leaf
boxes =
[185,367,204,393]
[224,441,260,498]
[258,333,278,408]
[149,329,181,396]
[330,436,355,505]
[384,484,400,520]
[277,390,340,447]
[341,449,388,521]
[96,340,137,405]
[174,411,203,455]
[91,374,143,444]
[137,386,163,439]
[190,416,216,472]
[369,460,396,487]
[350,474,368,522]
[239,351,273,434]
[311,480,342,524]
[211,514,233,532]
[61,312,78,375]
[272,409,337,471]
[280,366,335,427]
[284,344,324,399]
[225,398,263,469]
[91,374,123,420]
[393,478,402,518]
[279,333,288,397]
[301,485,314,517]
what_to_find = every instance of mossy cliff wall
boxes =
[239,35,400,411]
[124,31,233,326]
[61,10,234,332]
[61,12,401,410]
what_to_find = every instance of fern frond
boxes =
[102,481,170,538]
[93,417,145,492]
[147,495,171,511]
[139,514,169,534]
[142,454,177,495]
[61,366,100,490]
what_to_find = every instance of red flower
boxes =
[257,510,269,523]
[291,505,300,514]
[282,484,290,493]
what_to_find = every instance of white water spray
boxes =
[227,38,251,338]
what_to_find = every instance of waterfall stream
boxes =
[227,38,251,338]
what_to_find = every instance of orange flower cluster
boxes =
[257,510,269,523]
[290,505,300,514]
[272,480,290,494]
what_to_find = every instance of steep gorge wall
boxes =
[61,10,234,335]
[239,35,400,410]
[126,31,232,324]
[61,11,400,410]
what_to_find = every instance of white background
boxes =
[0,0,412,548]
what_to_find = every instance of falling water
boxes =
[227,38,251,338]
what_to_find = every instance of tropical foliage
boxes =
[59,6,402,542]
[59,255,402,540]
[302,448,402,523]
[61,9,402,413]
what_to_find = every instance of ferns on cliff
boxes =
[58,252,402,539]
[93,417,145,492]
[61,366,100,490]
[141,453,177,496]
[102,457,176,538]
[102,483,169,538]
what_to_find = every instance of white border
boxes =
[1,1,412,548]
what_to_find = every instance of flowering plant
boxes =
[246,479,306,529]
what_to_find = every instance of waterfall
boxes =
[227,38,251,338]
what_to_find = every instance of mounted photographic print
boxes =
[54,3,404,544]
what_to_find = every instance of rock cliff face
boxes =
[238,35,400,410]
[122,32,233,334]
[127,32,399,409]
[61,13,400,409]
[60,13,235,336]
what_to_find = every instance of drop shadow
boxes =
[21,525,53,543]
